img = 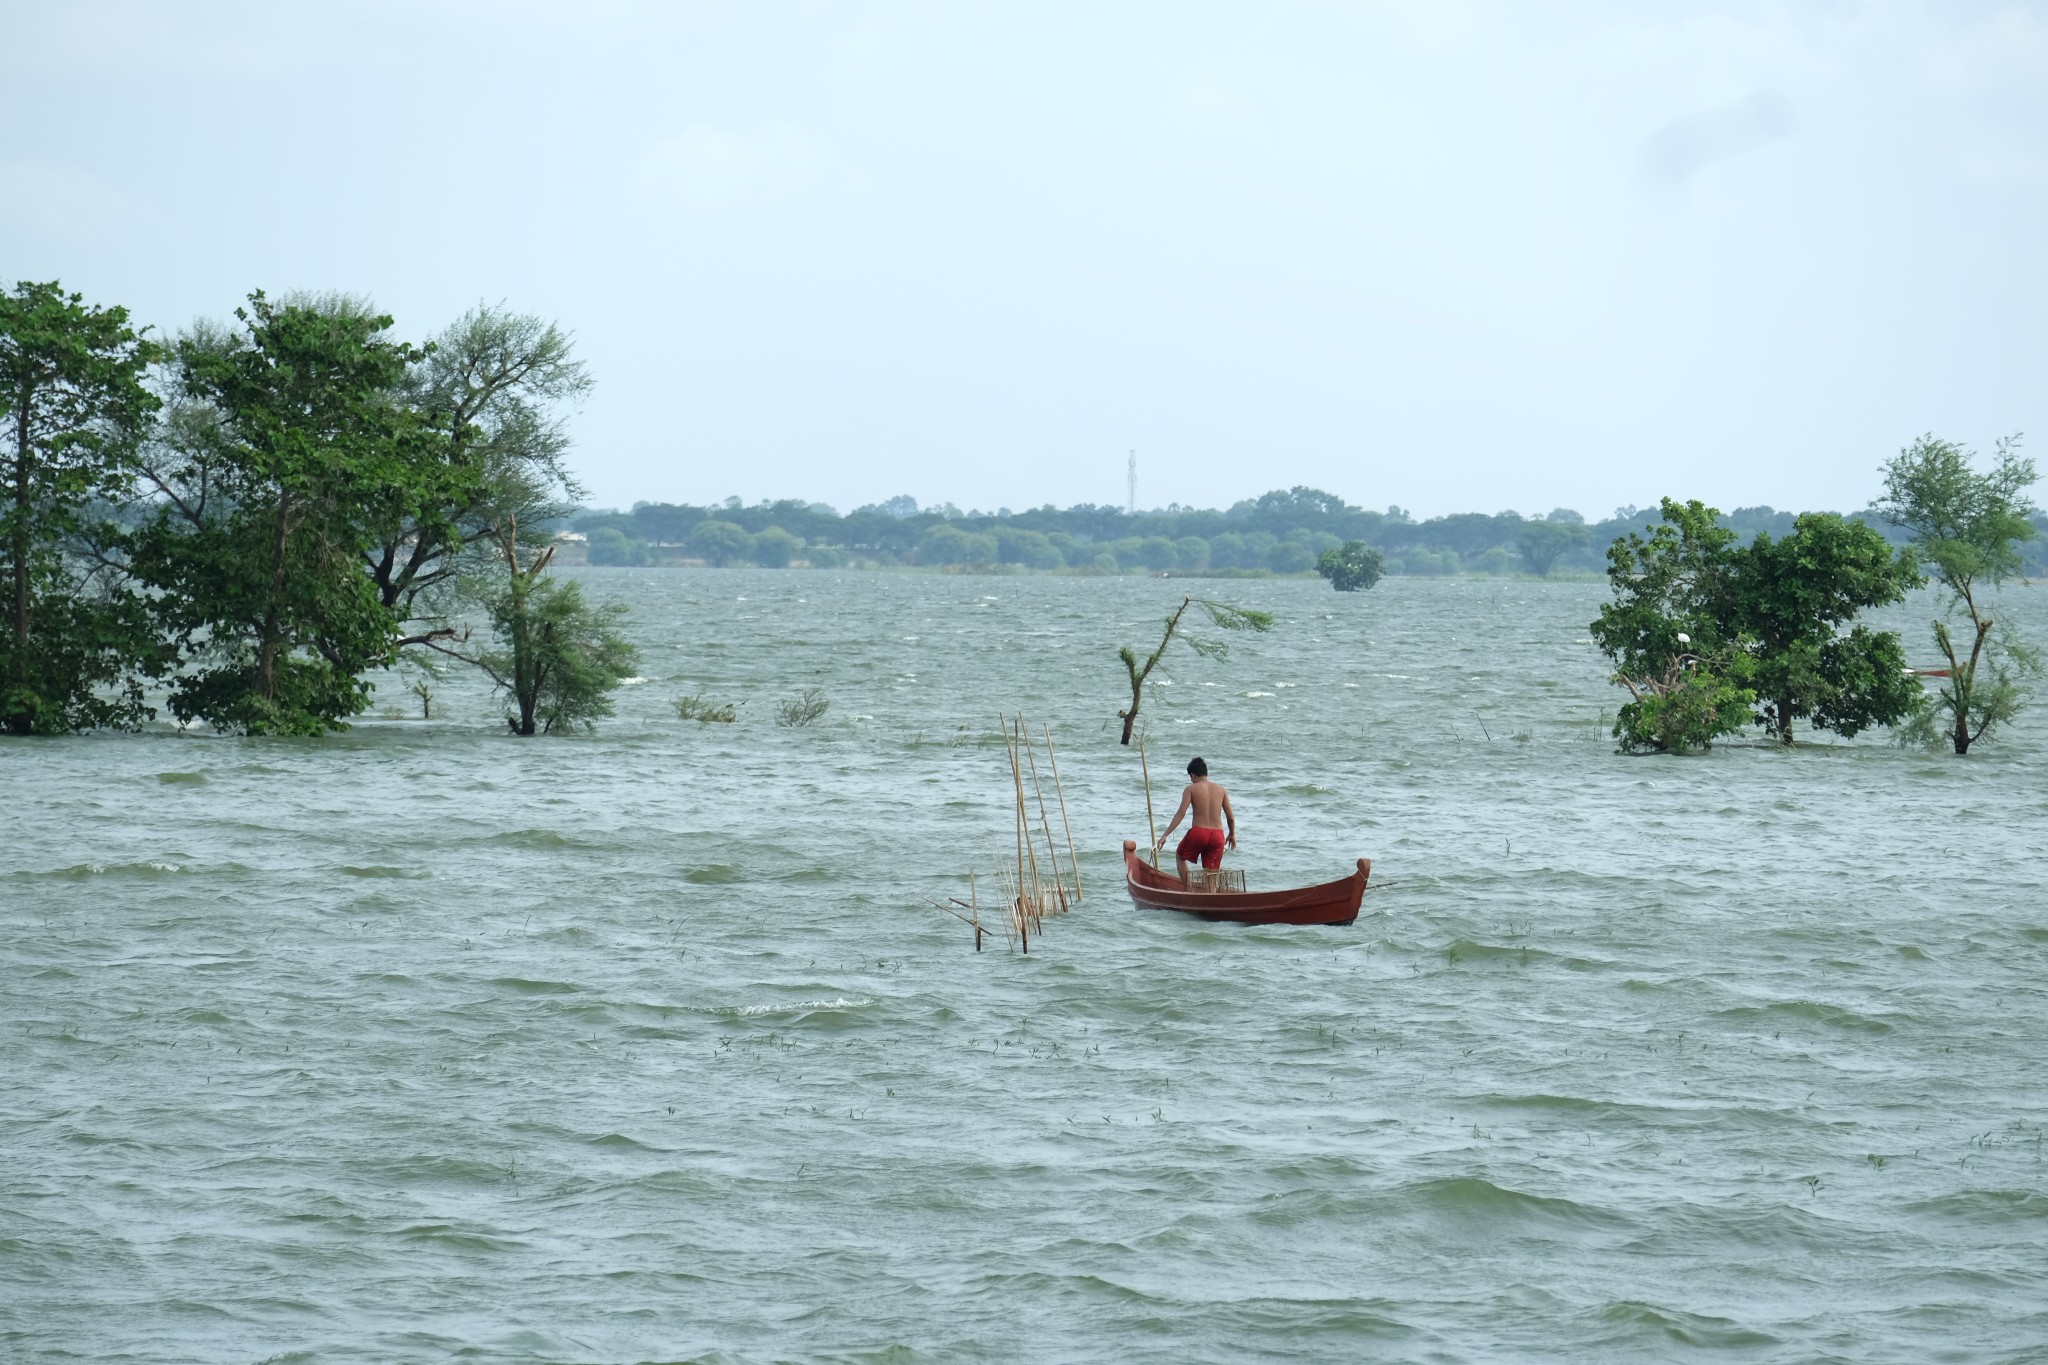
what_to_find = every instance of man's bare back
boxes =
[1156,757,1236,886]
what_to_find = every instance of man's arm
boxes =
[1222,790,1237,848]
[1157,787,1192,845]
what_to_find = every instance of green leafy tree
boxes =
[0,281,165,733]
[449,519,638,735]
[1517,518,1587,576]
[1116,595,1274,744]
[750,525,799,567]
[1315,541,1385,591]
[1591,499,1753,752]
[131,293,446,734]
[690,518,752,565]
[1879,433,2041,753]
[1266,541,1315,574]
[587,525,649,566]
[1593,498,1924,751]
[1739,513,1920,743]
[372,306,591,645]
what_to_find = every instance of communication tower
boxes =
[1127,450,1135,516]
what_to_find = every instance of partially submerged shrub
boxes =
[775,687,830,727]
[673,691,738,723]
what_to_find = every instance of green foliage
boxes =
[130,293,444,734]
[587,526,649,566]
[372,305,591,637]
[1740,513,1921,741]
[1266,541,1314,574]
[750,525,799,568]
[1613,662,1757,755]
[673,691,737,723]
[1879,433,2040,752]
[1591,498,1920,750]
[774,686,829,727]
[689,519,752,566]
[462,527,637,735]
[1315,541,1385,592]
[1117,596,1274,744]
[918,524,993,566]
[0,280,164,733]
[1518,518,1588,576]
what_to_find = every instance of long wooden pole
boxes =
[1021,721,1066,912]
[1004,715,1041,928]
[1043,725,1081,903]
[1138,739,1161,870]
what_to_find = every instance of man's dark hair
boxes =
[1187,756,1207,777]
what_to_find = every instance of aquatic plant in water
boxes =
[775,687,830,727]
[673,692,738,723]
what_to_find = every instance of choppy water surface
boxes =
[6,572,2047,1363]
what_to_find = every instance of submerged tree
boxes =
[1591,499,1753,753]
[446,517,637,735]
[1740,513,1921,744]
[129,293,448,734]
[371,305,592,646]
[1116,595,1274,744]
[0,281,164,734]
[1879,433,2040,753]
[1315,541,1385,592]
[1592,498,1923,751]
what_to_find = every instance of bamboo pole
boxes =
[1004,715,1041,933]
[1021,721,1067,912]
[1138,738,1161,870]
[971,870,981,952]
[1042,725,1081,904]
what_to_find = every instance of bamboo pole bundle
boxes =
[1042,725,1082,904]
[1019,719,1068,914]
[1002,714,1044,932]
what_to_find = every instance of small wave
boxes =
[1242,691,1276,698]
[685,864,746,884]
[1907,1189,2048,1221]
[618,676,650,685]
[156,771,207,785]
[737,997,875,1016]
[488,977,582,995]
[1592,1301,1776,1349]
[482,829,594,849]
[1405,1175,1623,1226]
[338,865,428,879]
[1715,1000,1899,1034]
[28,861,191,879]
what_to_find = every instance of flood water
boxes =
[6,571,2047,1363]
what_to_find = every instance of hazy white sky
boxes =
[5,1,2044,517]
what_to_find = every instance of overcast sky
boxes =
[5,1,2044,517]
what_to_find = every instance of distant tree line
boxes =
[2,280,633,737]
[571,489,2048,579]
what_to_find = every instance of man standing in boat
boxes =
[1155,756,1236,888]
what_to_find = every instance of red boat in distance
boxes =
[1122,840,1370,926]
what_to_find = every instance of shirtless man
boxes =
[1155,756,1236,888]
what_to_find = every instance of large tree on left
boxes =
[0,281,163,734]
[131,293,450,734]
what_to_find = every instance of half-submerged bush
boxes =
[775,687,830,727]
[673,692,737,723]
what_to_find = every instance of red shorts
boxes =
[1176,826,1228,868]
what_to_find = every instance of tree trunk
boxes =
[1776,703,1794,745]
[255,490,293,703]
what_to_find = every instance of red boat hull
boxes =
[1122,840,1370,926]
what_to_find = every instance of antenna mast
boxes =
[1127,450,1135,516]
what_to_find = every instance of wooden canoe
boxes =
[1123,840,1370,926]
